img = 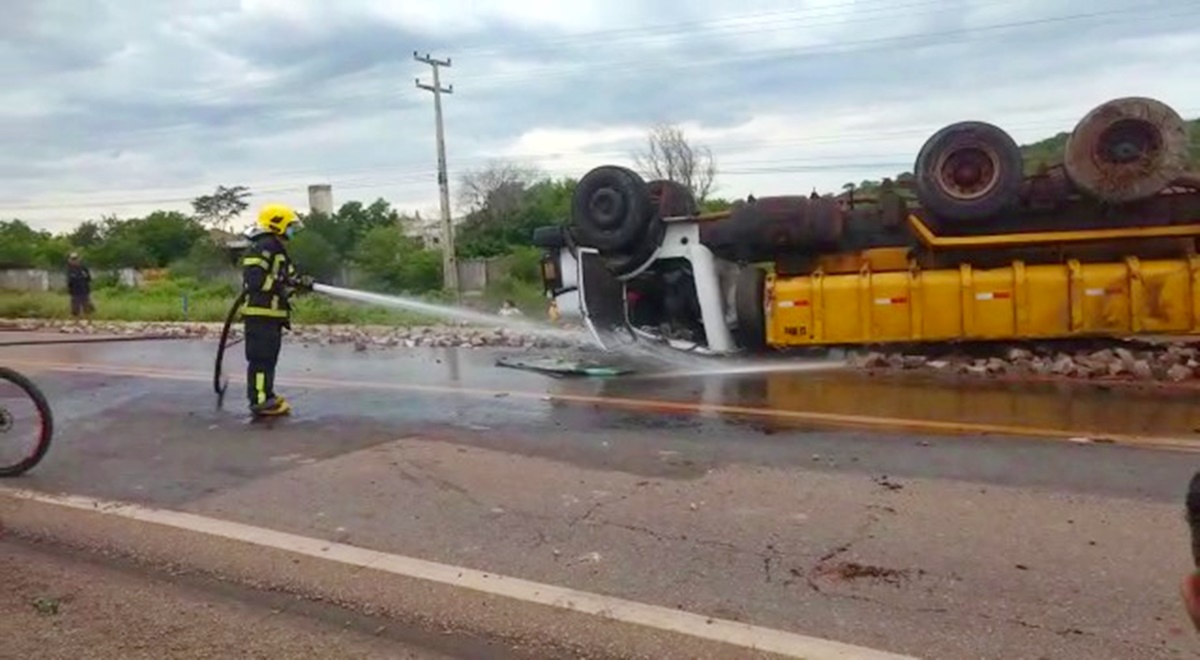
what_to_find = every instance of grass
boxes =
[0,286,432,326]
[0,276,550,326]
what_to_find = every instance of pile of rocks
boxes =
[849,343,1200,384]
[0,318,582,350]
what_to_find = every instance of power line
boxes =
[139,0,988,104]
[10,105,1195,206]
[457,4,1198,85]
[148,0,1184,103]
[24,0,1187,148]
[0,134,1167,214]
[41,98,1200,199]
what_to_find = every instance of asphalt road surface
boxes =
[3,332,1200,659]
[0,537,472,659]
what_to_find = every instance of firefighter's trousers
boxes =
[244,316,285,408]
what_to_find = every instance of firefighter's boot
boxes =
[250,395,291,418]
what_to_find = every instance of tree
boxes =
[633,122,717,203]
[0,220,44,267]
[288,229,343,282]
[300,198,401,260]
[454,177,574,258]
[353,225,443,293]
[68,220,103,248]
[456,161,543,216]
[191,185,250,231]
[129,211,206,267]
[170,237,236,281]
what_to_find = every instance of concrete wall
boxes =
[454,258,512,294]
[0,268,140,292]
[456,259,488,293]
[0,269,64,292]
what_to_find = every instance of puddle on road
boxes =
[9,331,1198,442]
[582,368,1200,440]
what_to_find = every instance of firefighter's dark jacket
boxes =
[240,232,298,320]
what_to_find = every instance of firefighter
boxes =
[240,202,312,417]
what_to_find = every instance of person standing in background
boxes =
[66,252,93,319]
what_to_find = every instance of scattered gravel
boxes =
[847,342,1200,384]
[0,318,582,350]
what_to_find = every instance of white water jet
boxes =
[312,283,589,343]
[311,283,847,376]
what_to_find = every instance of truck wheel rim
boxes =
[935,143,999,201]
[1094,118,1162,168]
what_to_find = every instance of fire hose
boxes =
[211,290,247,410]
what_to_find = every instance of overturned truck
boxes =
[533,96,1200,355]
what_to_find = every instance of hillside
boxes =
[1020,117,1200,172]
[848,118,1199,193]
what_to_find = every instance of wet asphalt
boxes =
[5,334,1198,503]
[3,332,1200,658]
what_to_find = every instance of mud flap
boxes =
[576,247,632,350]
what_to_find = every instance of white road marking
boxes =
[0,487,917,660]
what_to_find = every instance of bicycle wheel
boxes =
[0,366,54,477]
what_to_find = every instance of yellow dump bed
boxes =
[766,217,1200,346]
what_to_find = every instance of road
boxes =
[2,332,1200,659]
[0,537,472,659]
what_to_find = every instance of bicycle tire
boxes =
[0,366,54,477]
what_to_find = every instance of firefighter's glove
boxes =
[292,274,315,294]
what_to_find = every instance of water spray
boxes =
[311,283,588,344]
[213,280,841,411]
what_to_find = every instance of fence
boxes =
[0,268,143,292]
[455,258,510,293]
[0,258,510,295]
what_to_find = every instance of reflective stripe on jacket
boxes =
[240,234,296,319]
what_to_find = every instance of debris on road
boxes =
[873,475,905,492]
[830,562,911,586]
[1,318,577,350]
[495,355,634,377]
[568,551,603,566]
[848,342,1200,386]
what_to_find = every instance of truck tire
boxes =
[914,121,1023,222]
[648,179,699,217]
[571,165,653,253]
[1064,96,1189,204]
[604,214,667,279]
[733,266,767,352]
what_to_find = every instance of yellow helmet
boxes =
[256,203,301,237]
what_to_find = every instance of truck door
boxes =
[576,247,629,349]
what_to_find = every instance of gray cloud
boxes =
[2,0,1199,230]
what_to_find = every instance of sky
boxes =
[2,0,1199,233]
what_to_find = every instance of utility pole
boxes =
[414,51,459,299]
